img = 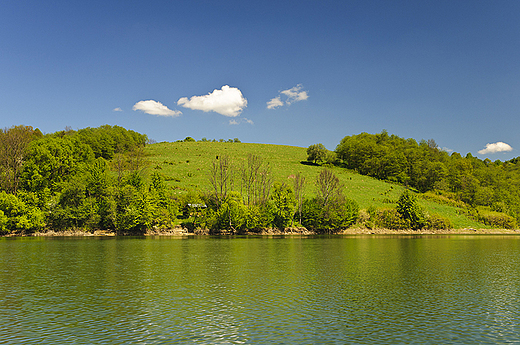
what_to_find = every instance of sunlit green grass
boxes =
[145,141,486,228]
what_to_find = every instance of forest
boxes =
[331,131,519,227]
[0,125,518,234]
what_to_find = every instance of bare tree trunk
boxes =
[293,172,306,225]
[209,155,233,207]
[316,168,341,207]
[240,154,272,205]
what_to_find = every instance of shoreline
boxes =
[2,227,520,237]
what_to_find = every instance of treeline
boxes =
[0,125,178,233]
[180,155,359,233]
[0,124,362,234]
[309,130,519,227]
[176,136,241,143]
[3,124,517,233]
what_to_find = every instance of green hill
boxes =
[145,141,489,229]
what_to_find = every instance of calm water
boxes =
[1,235,519,344]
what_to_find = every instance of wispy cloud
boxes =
[229,117,254,125]
[113,107,123,112]
[177,85,247,117]
[267,84,309,109]
[478,142,513,154]
[267,96,284,109]
[132,100,181,117]
[441,147,453,153]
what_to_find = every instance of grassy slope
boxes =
[145,142,488,229]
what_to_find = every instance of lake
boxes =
[1,235,519,344]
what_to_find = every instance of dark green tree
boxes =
[270,182,296,229]
[307,143,327,164]
[396,190,425,229]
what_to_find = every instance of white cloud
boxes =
[267,84,309,109]
[267,96,284,109]
[132,100,181,117]
[229,117,254,125]
[441,147,453,153]
[478,142,513,154]
[113,107,123,112]
[281,84,309,103]
[177,85,247,117]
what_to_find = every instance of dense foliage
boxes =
[0,124,362,234]
[0,125,175,233]
[183,157,360,234]
[2,124,518,234]
[334,131,519,227]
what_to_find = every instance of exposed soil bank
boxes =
[3,227,520,237]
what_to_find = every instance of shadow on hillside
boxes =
[300,161,320,167]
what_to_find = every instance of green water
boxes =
[1,235,519,344]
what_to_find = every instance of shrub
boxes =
[475,209,517,229]
[301,198,324,230]
[396,190,425,229]
[301,197,359,232]
[373,208,409,229]
[0,191,45,232]
[270,183,296,230]
[426,213,453,230]
[214,191,247,232]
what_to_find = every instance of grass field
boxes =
[145,141,488,229]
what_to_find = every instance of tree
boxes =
[396,189,425,229]
[316,168,342,207]
[240,154,272,206]
[0,191,44,233]
[306,143,327,164]
[270,182,296,229]
[20,136,94,193]
[215,191,247,233]
[209,155,234,207]
[293,172,306,225]
[0,125,39,193]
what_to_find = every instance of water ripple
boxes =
[1,236,519,344]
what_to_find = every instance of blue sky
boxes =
[2,0,519,160]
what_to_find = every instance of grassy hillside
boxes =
[145,141,489,229]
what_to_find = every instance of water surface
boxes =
[1,235,519,344]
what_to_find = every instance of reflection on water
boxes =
[0,235,519,344]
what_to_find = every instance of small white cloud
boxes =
[441,147,453,153]
[267,84,309,109]
[132,100,181,117]
[113,107,123,112]
[229,117,254,125]
[177,85,247,117]
[478,142,513,154]
[267,96,284,109]
[281,84,309,103]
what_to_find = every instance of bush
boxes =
[270,183,296,230]
[301,198,324,230]
[0,191,45,232]
[474,209,517,229]
[396,190,425,229]
[244,203,274,231]
[301,197,359,232]
[373,208,409,229]
[426,213,453,230]
[214,191,247,232]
